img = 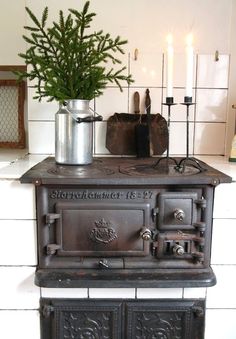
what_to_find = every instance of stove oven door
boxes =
[43,201,151,268]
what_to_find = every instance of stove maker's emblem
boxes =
[90,218,118,244]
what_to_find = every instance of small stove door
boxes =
[47,202,151,259]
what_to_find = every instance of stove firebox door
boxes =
[157,192,199,230]
[47,202,151,259]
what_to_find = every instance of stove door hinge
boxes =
[192,251,204,264]
[195,199,207,209]
[152,207,159,221]
[46,243,61,255]
[46,213,60,226]
[151,241,159,256]
[41,304,54,318]
[192,305,204,318]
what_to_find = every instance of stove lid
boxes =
[20,157,232,186]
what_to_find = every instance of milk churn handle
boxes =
[63,102,103,124]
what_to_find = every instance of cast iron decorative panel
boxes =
[125,300,205,339]
[40,298,205,339]
[41,299,122,339]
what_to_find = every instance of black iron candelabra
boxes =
[154,96,205,173]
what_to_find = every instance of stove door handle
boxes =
[173,208,185,221]
[99,259,109,269]
[140,227,152,241]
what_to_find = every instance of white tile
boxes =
[28,121,55,154]
[168,122,194,155]
[206,265,236,308]
[0,149,28,162]
[95,87,129,121]
[196,89,228,122]
[197,54,229,88]
[129,87,162,116]
[94,121,110,155]
[163,88,195,121]
[0,155,47,179]
[0,267,40,309]
[89,288,135,299]
[0,310,40,339]
[211,219,236,264]
[28,87,59,121]
[205,309,236,339]
[0,220,37,265]
[213,183,236,218]
[183,287,206,298]
[0,162,10,169]
[194,123,226,155]
[0,180,35,219]
[130,52,163,87]
[137,288,183,299]
[41,288,88,298]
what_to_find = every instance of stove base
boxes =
[35,267,216,288]
[40,298,205,339]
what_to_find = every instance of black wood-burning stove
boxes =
[20,156,231,338]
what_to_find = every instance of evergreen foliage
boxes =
[15,1,133,101]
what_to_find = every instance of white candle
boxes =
[166,34,174,98]
[185,34,194,98]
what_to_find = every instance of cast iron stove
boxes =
[20,157,231,288]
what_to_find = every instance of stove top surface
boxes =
[20,156,232,185]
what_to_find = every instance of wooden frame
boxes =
[0,79,26,148]
[0,65,26,71]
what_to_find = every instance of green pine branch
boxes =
[15,1,133,102]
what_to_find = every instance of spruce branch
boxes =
[15,1,133,102]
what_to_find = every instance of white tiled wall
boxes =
[0,180,39,339]
[27,53,230,156]
[204,183,236,339]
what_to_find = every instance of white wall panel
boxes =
[0,220,37,265]
[0,310,40,339]
[0,180,35,219]
[0,267,40,309]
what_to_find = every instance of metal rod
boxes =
[186,104,190,158]
[153,97,178,169]
[167,103,171,160]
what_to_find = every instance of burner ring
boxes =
[119,163,201,176]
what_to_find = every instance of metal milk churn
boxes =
[55,99,102,165]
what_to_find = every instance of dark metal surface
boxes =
[40,298,205,339]
[20,157,231,288]
[35,268,216,288]
[20,156,231,185]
